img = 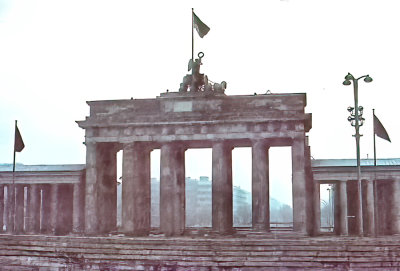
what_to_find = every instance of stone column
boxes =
[72,181,83,233]
[313,181,321,236]
[160,143,186,236]
[96,143,118,234]
[84,142,118,234]
[212,141,234,235]
[363,180,375,236]
[6,184,15,233]
[122,143,151,236]
[334,181,348,236]
[291,137,307,233]
[0,185,4,232]
[251,141,270,231]
[55,184,74,235]
[391,180,400,234]
[14,185,24,234]
[49,184,58,234]
[40,185,51,233]
[26,184,40,233]
[84,142,98,234]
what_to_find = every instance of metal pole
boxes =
[372,108,378,236]
[191,8,194,62]
[373,109,377,166]
[353,79,364,236]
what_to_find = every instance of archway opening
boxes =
[150,149,160,228]
[269,146,293,229]
[185,148,212,228]
[232,147,252,227]
[320,183,334,232]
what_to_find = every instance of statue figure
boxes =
[178,52,226,94]
[179,52,205,92]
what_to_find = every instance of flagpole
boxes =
[372,109,378,236]
[192,8,194,62]
[373,109,376,165]
[10,120,18,233]
[13,120,17,172]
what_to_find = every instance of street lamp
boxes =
[343,72,373,236]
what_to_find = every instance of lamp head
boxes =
[345,73,354,80]
[364,75,373,83]
[347,106,354,112]
[343,80,351,86]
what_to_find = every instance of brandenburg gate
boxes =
[76,55,314,236]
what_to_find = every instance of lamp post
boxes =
[343,72,373,236]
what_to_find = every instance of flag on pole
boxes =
[193,11,210,38]
[374,114,391,142]
[14,124,25,152]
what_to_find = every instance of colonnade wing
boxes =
[312,163,400,236]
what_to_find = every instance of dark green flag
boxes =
[193,12,210,38]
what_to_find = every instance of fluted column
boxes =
[122,143,151,236]
[334,181,348,236]
[212,141,234,235]
[251,141,270,231]
[363,180,375,236]
[160,143,186,236]
[391,180,400,234]
[49,184,58,234]
[292,137,307,233]
[26,184,40,233]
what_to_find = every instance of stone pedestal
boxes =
[122,143,151,236]
[251,141,270,231]
[212,142,234,235]
[160,144,186,236]
[292,137,307,233]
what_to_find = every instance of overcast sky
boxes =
[1,0,399,205]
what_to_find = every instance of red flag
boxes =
[14,124,25,152]
[374,114,391,142]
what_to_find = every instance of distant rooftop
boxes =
[312,158,400,167]
[0,164,85,172]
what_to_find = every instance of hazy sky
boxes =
[1,0,399,205]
